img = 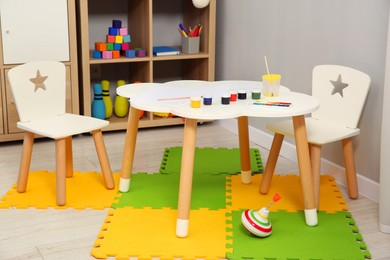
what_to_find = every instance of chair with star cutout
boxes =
[7,60,115,206]
[259,65,371,207]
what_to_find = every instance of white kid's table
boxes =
[117,80,320,238]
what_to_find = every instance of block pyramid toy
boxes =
[93,20,146,59]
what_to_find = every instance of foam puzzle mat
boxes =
[227,210,371,260]
[93,173,370,259]
[228,174,348,213]
[159,147,263,174]
[112,173,227,210]
[0,170,120,209]
[0,147,370,259]
[92,207,228,259]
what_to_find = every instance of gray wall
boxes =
[215,0,390,183]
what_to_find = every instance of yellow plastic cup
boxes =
[262,74,281,97]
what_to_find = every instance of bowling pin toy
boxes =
[241,193,282,237]
[92,83,106,120]
[101,80,113,119]
[114,79,129,117]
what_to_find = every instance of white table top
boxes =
[117,80,320,120]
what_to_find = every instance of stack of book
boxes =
[152,46,180,56]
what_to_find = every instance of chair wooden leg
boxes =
[259,133,284,194]
[342,137,359,199]
[65,136,73,178]
[237,116,251,184]
[309,143,322,209]
[56,138,67,206]
[92,129,114,190]
[17,132,35,193]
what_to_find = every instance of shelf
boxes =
[77,0,216,131]
[0,0,79,142]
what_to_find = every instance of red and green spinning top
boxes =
[241,193,282,237]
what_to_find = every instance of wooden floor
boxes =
[0,122,389,260]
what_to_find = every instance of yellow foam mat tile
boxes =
[228,174,347,213]
[92,207,227,259]
[0,171,120,209]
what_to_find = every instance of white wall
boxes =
[215,0,390,183]
[380,3,390,233]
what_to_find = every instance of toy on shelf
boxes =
[114,80,129,118]
[241,193,282,237]
[153,112,174,118]
[93,20,146,60]
[92,83,106,120]
[101,80,113,119]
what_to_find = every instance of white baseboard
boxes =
[216,119,380,202]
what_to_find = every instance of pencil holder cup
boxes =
[182,37,200,54]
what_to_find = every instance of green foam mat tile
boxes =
[160,147,263,175]
[227,210,371,260]
[112,172,227,210]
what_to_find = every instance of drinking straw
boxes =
[264,56,271,76]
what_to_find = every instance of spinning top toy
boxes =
[241,193,282,237]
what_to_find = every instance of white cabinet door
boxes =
[0,0,70,64]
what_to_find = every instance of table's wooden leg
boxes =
[119,106,140,192]
[292,115,318,226]
[238,116,252,184]
[176,118,197,238]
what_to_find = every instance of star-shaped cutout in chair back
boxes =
[29,70,48,92]
[330,74,348,97]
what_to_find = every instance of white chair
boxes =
[7,61,115,206]
[259,65,371,207]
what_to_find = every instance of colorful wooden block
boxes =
[119,27,128,36]
[113,43,121,50]
[112,20,122,28]
[93,50,102,59]
[125,50,136,58]
[102,51,112,59]
[95,42,106,52]
[115,35,123,44]
[106,35,115,43]
[121,42,130,51]
[106,43,114,51]
[123,35,131,43]
[136,49,146,57]
[109,27,118,36]
[112,50,120,59]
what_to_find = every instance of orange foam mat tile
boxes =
[228,174,347,213]
[0,171,120,209]
[92,207,228,260]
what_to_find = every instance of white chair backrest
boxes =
[7,61,66,122]
[312,65,371,129]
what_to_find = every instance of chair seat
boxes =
[17,113,109,139]
[267,117,360,145]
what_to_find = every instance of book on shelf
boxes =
[153,46,180,56]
